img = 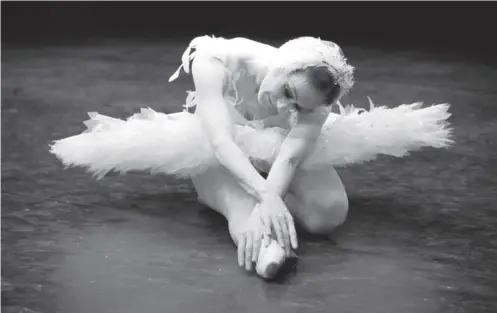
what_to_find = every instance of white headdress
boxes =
[269,37,355,100]
[170,36,355,103]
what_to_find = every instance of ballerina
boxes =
[50,36,453,280]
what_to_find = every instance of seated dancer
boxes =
[50,36,453,280]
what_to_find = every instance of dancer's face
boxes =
[258,69,327,114]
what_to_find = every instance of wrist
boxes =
[258,189,270,202]
[257,187,278,202]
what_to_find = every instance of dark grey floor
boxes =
[2,39,497,313]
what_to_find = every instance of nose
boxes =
[258,91,273,107]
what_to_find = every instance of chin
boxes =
[257,91,266,106]
[277,106,291,115]
[258,91,272,108]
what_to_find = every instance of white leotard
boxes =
[185,37,294,127]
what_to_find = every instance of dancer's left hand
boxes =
[237,205,265,272]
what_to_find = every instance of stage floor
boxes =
[2,39,497,313]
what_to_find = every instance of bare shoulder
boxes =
[190,36,272,89]
[192,36,274,67]
[229,37,275,50]
[191,54,227,95]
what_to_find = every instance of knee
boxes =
[302,196,349,235]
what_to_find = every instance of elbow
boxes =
[277,142,314,168]
[278,136,315,168]
[211,138,234,158]
[289,156,304,167]
[278,143,309,168]
[280,155,304,168]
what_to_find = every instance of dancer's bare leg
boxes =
[192,164,348,279]
[192,166,286,279]
[285,166,349,235]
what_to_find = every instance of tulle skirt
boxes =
[50,100,453,179]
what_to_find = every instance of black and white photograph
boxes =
[2,1,497,313]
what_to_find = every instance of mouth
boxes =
[267,94,275,108]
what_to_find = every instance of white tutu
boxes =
[50,99,453,179]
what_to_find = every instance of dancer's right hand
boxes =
[238,206,265,272]
[258,193,298,255]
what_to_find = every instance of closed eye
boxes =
[283,84,293,99]
[294,103,312,113]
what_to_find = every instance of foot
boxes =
[255,240,287,280]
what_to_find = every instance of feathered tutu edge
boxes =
[50,98,453,179]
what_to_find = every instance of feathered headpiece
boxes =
[170,36,355,101]
[268,37,355,100]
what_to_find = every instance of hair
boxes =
[299,65,341,106]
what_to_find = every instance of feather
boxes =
[50,98,453,179]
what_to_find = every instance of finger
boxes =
[272,216,285,249]
[261,214,272,247]
[252,232,262,262]
[245,233,253,271]
[263,231,270,247]
[278,215,290,255]
[237,234,246,267]
[286,214,298,250]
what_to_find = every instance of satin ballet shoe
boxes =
[255,240,287,280]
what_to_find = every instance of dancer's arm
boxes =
[192,56,271,200]
[248,114,291,129]
[266,107,329,197]
[192,55,297,250]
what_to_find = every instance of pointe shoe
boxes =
[256,240,286,280]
